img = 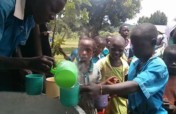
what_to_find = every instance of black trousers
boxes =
[0,70,25,92]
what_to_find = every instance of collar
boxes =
[85,60,93,74]
[106,54,124,68]
[14,0,26,20]
[94,54,104,59]
[133,54,157,68]
[78,60,93,75]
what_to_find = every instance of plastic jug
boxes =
[51,60,78,88]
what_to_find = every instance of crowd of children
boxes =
[60,23,176,114]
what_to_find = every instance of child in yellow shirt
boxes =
[94,36,129,114]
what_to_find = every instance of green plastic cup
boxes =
[60,83,80,107]
[51,60,78,88]
[25,74,44,95]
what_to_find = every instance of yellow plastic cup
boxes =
[45,77,60,98]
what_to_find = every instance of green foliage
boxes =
[62,0,90,31]
[137,16,150,23]
[149,11,167,25]
[50,33,65,55]
[51,32,79,55]
[81,0,141,36]
[48,0,141,56]
[99,31,119,38]
[138,11,168,25]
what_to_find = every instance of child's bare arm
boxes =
[102,81,139,97]
[81,81,139,98]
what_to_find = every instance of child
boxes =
[165,23,176,45]
[119,25,132,58]
[163,45,176,114]
[92,36,106,63]
[59,35,89,62]
[119,25,133,64]
[94,36,129,114]
[77,38,100,114]
[154,34,166,58]
[101,35,112,57]
[81,23,169,114]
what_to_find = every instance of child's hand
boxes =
[163,98,176,114]
[163,98,170,105]
[163,104,176,114]
[105,76,119,85]
[80,84,101,96]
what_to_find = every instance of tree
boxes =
[149,11,167,25]
[47,0,90,55]
[84,0,141,36]
[138,11,168,25]
[49,0,141,36]
[137,16,150,23]
[48,0,141,55]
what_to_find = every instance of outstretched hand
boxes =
[80,84,101,96]
[104,76,119,85]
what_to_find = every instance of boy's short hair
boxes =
[109,35,125,47]
[79,38,95,48]
[131,23,158,46]
[119,25,129,32]
[93,36,106,46]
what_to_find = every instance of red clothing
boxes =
[164,76,176,105]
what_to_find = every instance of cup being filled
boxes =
[60,83,80,107]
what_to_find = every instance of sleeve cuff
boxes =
[133,78,151,99]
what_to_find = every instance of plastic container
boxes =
[51,60,78,88]
[45,77,60,98]
[25,74,44,95]
[60,83,80,107]
[94,94,109,109]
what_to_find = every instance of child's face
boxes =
[172,28,176,44]
[78,40,94,63]
[164,53,176,75]
[120,26,129,38]
[94,43,105,56]
[109,41,124,61]
[131,37,154,59]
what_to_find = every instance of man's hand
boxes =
[25,56,55,75]
[19,69,32,77]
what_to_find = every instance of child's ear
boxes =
[151,38,157,46]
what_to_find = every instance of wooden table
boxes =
[0,92,84,114]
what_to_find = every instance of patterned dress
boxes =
[78,61,100,114]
